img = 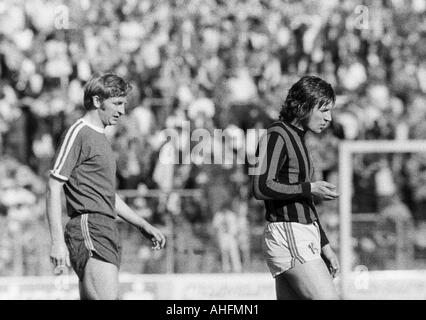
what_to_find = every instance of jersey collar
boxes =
[281,120,306,137]
[80,118,105,134]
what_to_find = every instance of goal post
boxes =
[338,140,426,299]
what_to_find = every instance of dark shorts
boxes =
[64,213,121,281]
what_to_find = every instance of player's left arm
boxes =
[115,194,166,250]
[321,243,340,278]
[316,217,339,277]
[312,202,339,277]
[309,152,339,276]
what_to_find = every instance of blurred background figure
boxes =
[212,203,242,273]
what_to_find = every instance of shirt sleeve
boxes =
[50,122,85,181]
[252,130,311,201]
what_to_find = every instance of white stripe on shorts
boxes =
[284,222,306,264]
[81,214,95,255]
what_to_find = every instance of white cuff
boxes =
[50,170,68,181]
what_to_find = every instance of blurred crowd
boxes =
[1,0,426,275]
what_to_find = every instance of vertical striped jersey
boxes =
[252,120,329,247]
[50,118,117,218]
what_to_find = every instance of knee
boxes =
[93,283,119,300]
[315,291,340,300]
[302,288,340,300]
[84,288,119,300]
[81,277,119,300]
[101,293,119,300]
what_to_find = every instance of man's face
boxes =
[97,96,127,126]
[306,102,333,133]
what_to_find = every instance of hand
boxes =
[139,223,166,250]
[310,181,340,201]
[50,241,70,274]
[321,244,340,278]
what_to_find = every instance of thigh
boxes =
[275,273,300,300]
[81,257,119,300]
[283,258,339,300]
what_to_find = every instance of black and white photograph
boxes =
[0,0,426,306]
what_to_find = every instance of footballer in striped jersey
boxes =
[253,75,340,300]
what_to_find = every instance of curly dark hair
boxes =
[279,75,335,124]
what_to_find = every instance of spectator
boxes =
[212,204,242,273]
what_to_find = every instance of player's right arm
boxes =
[46,176,70,270]
[46,120,85,270]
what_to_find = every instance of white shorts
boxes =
[263,221,322,278]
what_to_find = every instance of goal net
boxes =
[338,140,426,299]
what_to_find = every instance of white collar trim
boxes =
[80,118,105,134]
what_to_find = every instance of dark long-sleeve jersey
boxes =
[252,120,329,247]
